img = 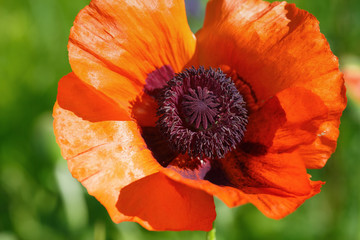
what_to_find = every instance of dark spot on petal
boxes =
[140,127,176,167]
[240,142,268,156]
[144,65,175,97]
[204,160,234,186]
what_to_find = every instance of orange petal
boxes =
[268,87,344,169]
[130,93,159,127]
[57,72,130,122]
[221,150,323,218]
[272,87,338,168]
[241,87,328,156]
[269,87,329,153]
[197,0,344,109]
[53,102,162,224]
[117,172,216,231]
[241,90,286,154]
[160,88,327,217]
[223,151,317,196]
[162,151,322,219]
[196,0,346,166]
[68,0,195,118]
[162,167,249,208]
[297,120,341,169]
[243,180,323,219]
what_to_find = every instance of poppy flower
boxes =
[342,56,360,104]
[53,0,346,231]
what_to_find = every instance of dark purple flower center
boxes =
[181,86,219,130]
[156,67,248,159]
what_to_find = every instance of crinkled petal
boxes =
[53,103,162,224]
[221,150,324,219]
[162,87,328,218]
[53,103,215,230]
[243,180,323,219]
[69,0,195,120]
[196,0,346,167]
[162,150,323,219]
[222,151,319,197]
[162,167,249,208]
[161,87,328,219]
[197,0,344,107]
[269,87,329,153]
[242,87,328,155]
[297,120,341,169]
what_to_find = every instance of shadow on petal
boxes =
[57,72,130,122]
[116,172,216,231]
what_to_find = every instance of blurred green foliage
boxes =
[0,0,359,239]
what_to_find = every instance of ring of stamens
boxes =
[156,66,248,159]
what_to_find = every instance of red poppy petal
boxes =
[197,0,344,109]
[162,167,249,208]
[163,151,322,219]
[117,172,216,231]
[241,91,286,152]
[297,120,341,169]
[53,103,162,223]
[221,150,324,218]
[68,0,195,119]
[242,87,328,156]
[130,93,159,127]
[244,180,323,219]
[223,151,315,196]
[197,0,346,168]
[270,87,329,153]
[272,87,341,169]
[160,88,328,217]
[57,72,130,121]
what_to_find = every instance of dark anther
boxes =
[156,66,248,159]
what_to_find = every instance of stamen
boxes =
[156,66,248,159]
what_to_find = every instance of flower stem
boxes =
[206,226,216,240]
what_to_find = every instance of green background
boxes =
[1,0,359,239]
